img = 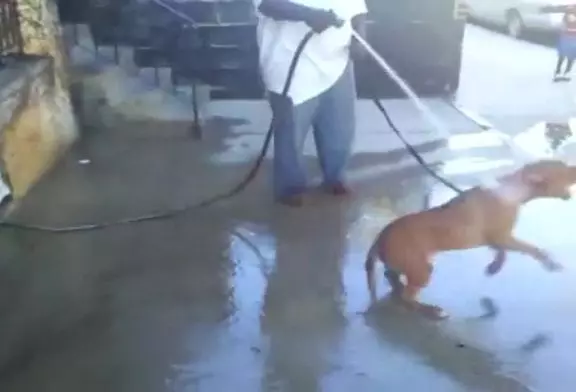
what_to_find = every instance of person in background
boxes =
[253,0,368,207]
[541,4,576,82]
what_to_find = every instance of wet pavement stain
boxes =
[1,112,576,391]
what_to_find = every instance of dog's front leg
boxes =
[493,237,563,272]
[485,248,507,276]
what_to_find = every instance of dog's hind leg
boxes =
[366,236,404,300]
[384,267,403,295]
[365,239,381,301]
[400,261,448,320]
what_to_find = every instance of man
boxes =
[253,0,368,206]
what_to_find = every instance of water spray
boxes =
[351,29,536,164]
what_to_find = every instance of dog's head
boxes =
[519,160,576,200]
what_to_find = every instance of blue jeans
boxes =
[268,61,356,199]
[558,34,576,60]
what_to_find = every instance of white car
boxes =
[467,0,572,38]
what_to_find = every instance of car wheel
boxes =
[506,10,524,38]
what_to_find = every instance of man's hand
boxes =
[305,9,343,33]
[258,1,343,33]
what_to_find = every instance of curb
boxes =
[447,101,494,131]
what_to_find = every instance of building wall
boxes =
[0,0,78,199]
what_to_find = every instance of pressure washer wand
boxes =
[350,29,534,163]
[350,29,450,138]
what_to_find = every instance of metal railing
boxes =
[0,0,23,58]
[147,0,261,92]
[152,0,198,28]
[59,0,260,137]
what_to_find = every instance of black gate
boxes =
[356,0,466,98]
[0,0,24,60]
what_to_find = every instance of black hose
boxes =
[0,30,462,233]
[0,31,316,233]
[371,98,463,194]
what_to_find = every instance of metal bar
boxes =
[72,24,78,45]
[11,0,22,53]
[171,70,178,93]
[0,0,23,56]
[0,3,8,53]
[150,0,198,29]
[153,66,160,86]
[113,42,119,64]
[191,80,202,139]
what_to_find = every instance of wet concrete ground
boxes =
[3,25,576,392]
[457,25,576,133]
[1,105,575,392]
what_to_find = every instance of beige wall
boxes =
[0,0,78,198]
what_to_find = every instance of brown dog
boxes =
[365,159,576,319]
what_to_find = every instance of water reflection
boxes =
[363,297,535,392]
[260,204,351,391]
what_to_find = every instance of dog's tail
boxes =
[365,238,380,300]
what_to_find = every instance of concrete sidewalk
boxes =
[5,89,574,392]
[3,20,575,389]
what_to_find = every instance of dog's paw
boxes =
[543,259,563,272]
[479,297,499,319]
[420,305,449,320]
[485,261,503,276]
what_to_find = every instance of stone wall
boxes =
[0,56,70,198]
[0,0,78,200]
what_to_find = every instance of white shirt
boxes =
[253,0,368,106]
